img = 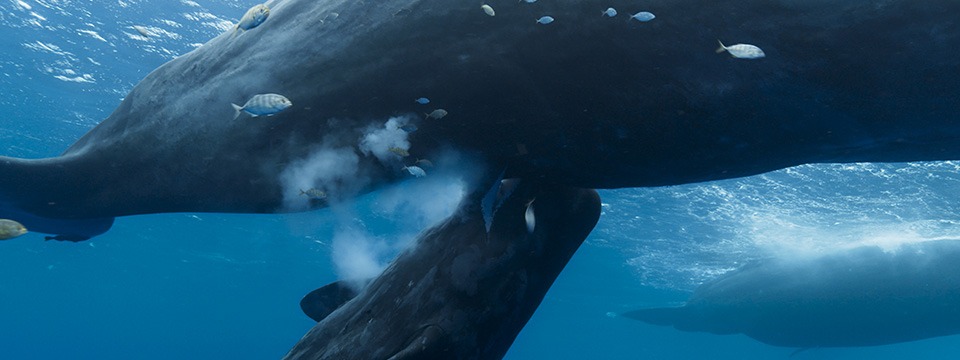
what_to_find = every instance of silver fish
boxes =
[321,12,339,24]
[415,158,434,168]
[133,25,151,38]
[231,93,292,119]
[481,4,495,17]
[414,97,430,104]
[537,16,555,24]
[603,8,617,17]
[630,11,655,22]
[716,40,766,59]
[399,124,418,132]
[402,165,427,178]
[425,109,448,120]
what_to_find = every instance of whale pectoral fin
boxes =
[622,306,684,326]
[299,281,359,322]
[386,325,448,360]
[0,200,113,242]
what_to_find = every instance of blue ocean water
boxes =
[2,1,960,359]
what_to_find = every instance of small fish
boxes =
[399,124,418,132]
[133,25,151,38]
[321,12,339,24]
[415,158,434,168]
[716,40,766,59]
[0,219,27,240]
[481,4,495,16]
[524,200,536,233]
[425,109,448,120]
[630,11,655,22]
[402,165,427,178]
[414,97,430,104]
[299,188,327,200]
[603,8,617,17]
[519,0,536,3]
[388,147,410,157]
[536,16,554,24]
[233,4,270,36]
[231,93,292,119]
[393,8,412,17]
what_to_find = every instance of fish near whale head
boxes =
[286,182,601,360]
[2,0,960,239]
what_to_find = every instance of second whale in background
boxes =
[624,239,960,348]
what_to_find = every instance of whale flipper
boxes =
[622,307,684,327]
[299,281,359,322]
[0,156,115,240]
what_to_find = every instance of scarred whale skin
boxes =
[624,240,960,348]
[285,183,601,360]
[2,0,960,237]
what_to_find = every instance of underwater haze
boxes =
[2,0,960,359]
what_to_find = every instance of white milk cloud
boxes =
[279,114,485,290]
[375,173,466,231]
[358,116,413,163]
[327,149,483,289]
[279,146,362,211]
[330,223,390,290]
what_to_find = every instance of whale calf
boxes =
[624,240,960,348]
[2,0,960,239]
[285,182,601,359]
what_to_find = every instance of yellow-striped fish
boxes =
[233,4,270,37]
[388,147,410,157]
[0,219,27,240]
[415,158,433,168]
[299,188,327,200]
[232,93,292,119]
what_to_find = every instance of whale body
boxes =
[624,240,960,348]
[1,0,960,239]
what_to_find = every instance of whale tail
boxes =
[0,155,114,241]
[622,306,684,326]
